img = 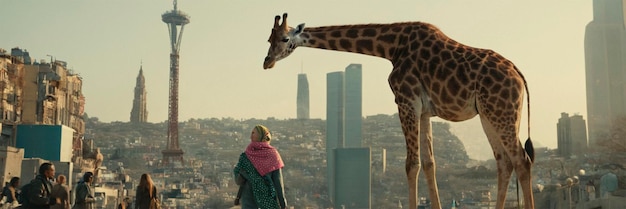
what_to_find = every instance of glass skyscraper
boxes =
[326,71,344,201]
[297,73,310,119]
[326,64,368,207]
[585,0,626,146]
[345,64,363,148]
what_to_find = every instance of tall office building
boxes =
[557,113,588,158]
[585,0,626,146]
[345,64,363,147]
[326,64,367,205]
[326,71,344,201]
[130,65,148,123]
[297,73,310,119]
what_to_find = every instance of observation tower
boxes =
[161,0,189,166]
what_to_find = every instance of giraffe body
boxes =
[264,14,535,209]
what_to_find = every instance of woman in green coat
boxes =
[234,125,287,209]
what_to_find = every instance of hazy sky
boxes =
[1,1,592,149]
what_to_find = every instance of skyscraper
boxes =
[297,73,310,119]
[326,71,344,201]
[130,65,148,123]
[585,0,626,146]
[557,113,588,158]
[344,64,363,147]
[326,64,367,205]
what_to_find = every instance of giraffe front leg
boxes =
[420,114,442,209]
[397,104,421,209]
[405,137,420,209]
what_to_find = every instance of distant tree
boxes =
[596,116,626,164]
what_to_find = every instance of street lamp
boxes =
[46,54,54,64]
[566,178,573,209]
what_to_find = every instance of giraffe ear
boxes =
[293,23,305,35]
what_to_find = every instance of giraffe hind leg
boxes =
[479,114,515,209]
[515,140,535,209]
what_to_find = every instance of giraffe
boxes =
[263,13,535,209]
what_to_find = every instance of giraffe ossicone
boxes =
[264,13,535,209]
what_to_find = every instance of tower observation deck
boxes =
[161,0,189,166]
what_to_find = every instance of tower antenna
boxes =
[161,0,190,167]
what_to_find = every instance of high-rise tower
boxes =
[297,73,310,119]
[585,0,626,147]
[130,65,148,123]
[161,0,189,166]
[325,64,369,206]
[344,64,362,148]
[557,113,588,158]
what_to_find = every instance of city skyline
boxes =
[0,1,593,149]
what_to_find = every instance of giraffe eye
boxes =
[281,38,289,42]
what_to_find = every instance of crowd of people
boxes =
[2,124,289,209]
[0,162,155,209]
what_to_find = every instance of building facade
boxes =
[8,47,85,162]
[130,66,148,123]
[585,0,626,146]
[557,113,588,158]
[334,147,371,209]
[0,50,25,146]
[296,73,310,119]
[0,146,24,185]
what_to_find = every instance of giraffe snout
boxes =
[263,56,275,69]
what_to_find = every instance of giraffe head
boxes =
[263,13,305,69]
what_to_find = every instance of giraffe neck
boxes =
[297,23,418,61]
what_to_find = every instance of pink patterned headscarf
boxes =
[245,141,284,176]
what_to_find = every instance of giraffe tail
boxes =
[514,65,534,164]
[524,138,534,163]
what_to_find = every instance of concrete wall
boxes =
[20,158,46,187]
[0,146,24,185]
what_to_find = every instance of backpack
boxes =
[18,178,42,205]
[18,181,31,204]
